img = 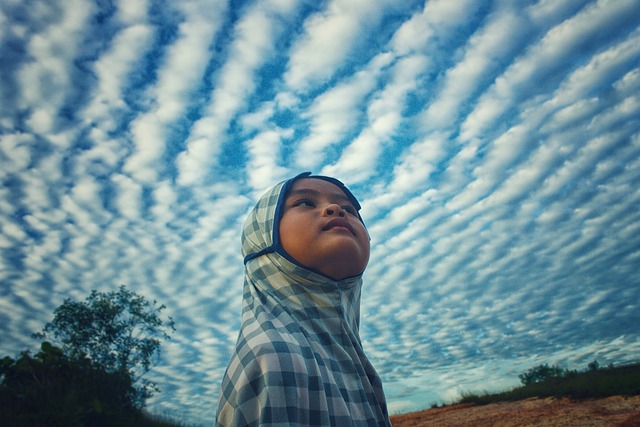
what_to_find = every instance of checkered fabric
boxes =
[215,177,391,426]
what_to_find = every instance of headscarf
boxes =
[215,173,391,426]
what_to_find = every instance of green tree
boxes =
[33,285,175,407]
[0,342,137,426]
[518,363,568,385]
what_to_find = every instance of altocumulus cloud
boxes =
[1,0,639,423]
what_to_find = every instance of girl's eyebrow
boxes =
[287,188,351,202]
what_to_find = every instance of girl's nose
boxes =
[323,204,345,217]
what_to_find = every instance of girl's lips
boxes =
[323,218,355,235]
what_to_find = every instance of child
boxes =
[215,172,391,426]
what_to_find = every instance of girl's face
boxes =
[279,178,370,280]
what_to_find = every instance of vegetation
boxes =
[1,286,180,426]
[33,285,175,406]
[518,363,575,385]
[459,361,640,406]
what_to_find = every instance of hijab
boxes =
[215,173,391,426]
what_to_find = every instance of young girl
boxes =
[215,172,391,426]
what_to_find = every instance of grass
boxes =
[458,362,640,406]
[140,412,197,427]
[138,412,186,427]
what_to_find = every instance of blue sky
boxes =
[1,0,639,424]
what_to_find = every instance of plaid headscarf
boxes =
[215,173,391,426]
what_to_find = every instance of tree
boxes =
[33,285,175,407]
[0,342,137,426]
[518,363,568,385]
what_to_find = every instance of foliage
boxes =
[0,342,139,426]
[459,361,640,406]
[33,285,175,407]
[518,363,576,385]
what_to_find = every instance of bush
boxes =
[518,363,573,385]
[459,362,640,406]
[0,342,140,426]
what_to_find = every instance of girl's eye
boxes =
[294,199,315,207]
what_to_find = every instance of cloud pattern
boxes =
[1,0,639,423]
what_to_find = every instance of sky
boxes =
[1,0,639,424]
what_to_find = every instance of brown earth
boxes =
[389,395,640,427]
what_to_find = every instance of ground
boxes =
[389,395,640,426]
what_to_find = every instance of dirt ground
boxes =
[389,395,640,427]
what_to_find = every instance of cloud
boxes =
[115,0,149,25]
[322,54,428,182]
[423,7,528,130]
[0,133,33,174]
[387,134,446,195]
[82,24,153,127]
[294,52,394,168]
[177,1,294,186]
[461,0,640,142]
[245,128,292,194]
[122,2,228,184]
[391,0,481,56]
[284,0,399,91]
[15,0,94,136]
[110,173,142,220]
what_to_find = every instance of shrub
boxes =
[518,363,570,385]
